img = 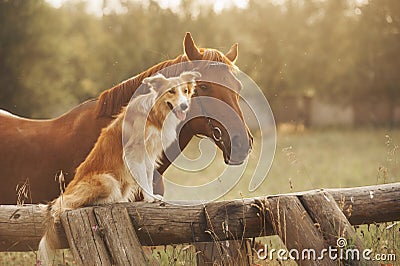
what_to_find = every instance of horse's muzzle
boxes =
[224,133,253,165]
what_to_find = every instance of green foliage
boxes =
[0,0,399,118]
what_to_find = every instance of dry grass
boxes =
[1,128,399,265]
[166,127,399,198]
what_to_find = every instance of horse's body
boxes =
[0,100,112,203]
[0,33,252,204]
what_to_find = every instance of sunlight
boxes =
[355,0,368,5]
[47,0,66,8]
[46,0,249,15]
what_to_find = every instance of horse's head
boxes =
[183,33,253,165]
[96,32,253,166]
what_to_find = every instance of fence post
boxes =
[61,205,147,265]
[265,195,332,265]
[195,200,254,265]
[93,205,147,265]
[61,207,112,265]
[300,191,378,266]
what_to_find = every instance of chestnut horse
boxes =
[0,33,252,204]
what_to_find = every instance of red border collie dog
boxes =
[38,71,200,264]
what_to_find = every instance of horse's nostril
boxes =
[180,103,188,111]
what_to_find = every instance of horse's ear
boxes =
[225,43,238,64]
[184,32,202,61]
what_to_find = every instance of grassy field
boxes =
[165,127,399,199]
[1,128,399,265]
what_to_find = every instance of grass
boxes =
[166,127,399,265]
[165,127,399,199]
[1,127,399,265]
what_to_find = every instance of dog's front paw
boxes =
[143,193,157,203]
[142,193,164,203]
[153,194,163,201]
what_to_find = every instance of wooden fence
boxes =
[1,182,399,265]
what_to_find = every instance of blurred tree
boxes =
[0,0,50,116]
[354,0,400,123]
[0,0,399,122]
[0,0,105,117]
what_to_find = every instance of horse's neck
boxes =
[96,55,186,117]
[125,56,185,97]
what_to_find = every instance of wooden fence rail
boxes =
[1,182,399,253]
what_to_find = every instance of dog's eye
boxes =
[184,88,188,94]
[168,89,176,94]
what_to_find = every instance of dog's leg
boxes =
[145,157,155,194]
[123,131,156,202]
[129,160,155,202]
[145,158,163,201]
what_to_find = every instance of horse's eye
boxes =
[199,84,208,90]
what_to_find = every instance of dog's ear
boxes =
[142,73,168,91]
[179,71,201,83]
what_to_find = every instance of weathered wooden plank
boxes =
[61,207,111,265]
[123,201,208,246]
[194,200,260,265]
[1,182,399,252]
[0,204,69,252]
[300,191,378,266]
[93,205,147,265]
[264,196,331,265]
[323,183,400,225]
[271,182,400,225]
[126,198,275,246]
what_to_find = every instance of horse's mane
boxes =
[95,48,234,117]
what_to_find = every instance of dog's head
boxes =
[142,71,200,121]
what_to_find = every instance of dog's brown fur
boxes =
[38,71,199,265]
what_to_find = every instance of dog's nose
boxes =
[180,103,188,111]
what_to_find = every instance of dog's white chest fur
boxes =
[122,71,200,203]
[145,116,179,165]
